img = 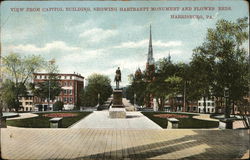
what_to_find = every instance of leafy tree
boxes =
[191,17,249,118]
[53,101,64,111]
[147,57,183,111]
[32,79,61,102]
[81,74,112,107]
[31,61,62,108]
[2,53,44,112]
[128,69,148,106]
[190,53,214,113]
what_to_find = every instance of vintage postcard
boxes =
[0,0,249,159]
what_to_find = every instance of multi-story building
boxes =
[19,92,35,111]
[197,98,216,113]
[33,73,84,111]
[164,95,198,112]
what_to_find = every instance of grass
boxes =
[7,112,92,128]
[142,112,219,129]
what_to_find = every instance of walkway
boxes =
[193,114,219,122]
[7,113,38,120]
[71,111,162,129]
[1,128,249,159]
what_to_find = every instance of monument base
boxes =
[109,107,126,119]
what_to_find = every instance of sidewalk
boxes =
[71,111,162,129]
[193,114,219,122]
[7,113,38,120]
[1,128,249,159]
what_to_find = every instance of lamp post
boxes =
[98,93,100,106]
[224,87,229,118]
[134,93,136,106]
[48,79,51,111]
[0,54,3,116]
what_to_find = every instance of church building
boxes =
[145,25,155,108]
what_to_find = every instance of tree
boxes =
[31,60,62,109]
[32,79,61,102]
[148,57,183,111]
[191,17,249,118]
[2,53,44,112]
[128,69,148,106]
[53,101,64,111]
[81,74,112,107]
[190,53,214,113]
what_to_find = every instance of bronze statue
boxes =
[114,67,121,89]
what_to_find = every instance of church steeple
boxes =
[147,25,154,65]
[168,51,171,62]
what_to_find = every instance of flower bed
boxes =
[153,114,189,119]
[43,113,78,118]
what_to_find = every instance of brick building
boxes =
[33,73,84,111]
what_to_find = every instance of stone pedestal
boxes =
[109,89,126,118]
[112,89,123,108]
[167,118,179,129]
[219,118,234,129]
[49,117,63,128]
[109,108,126,118]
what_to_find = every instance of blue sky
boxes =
[1,0,249,86]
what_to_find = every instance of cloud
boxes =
[66,19,97,32]
[113,39,183,49]
[5,41,80,54]
[154,41,183,47]
[58,48,107,64]
[79,28,118,42]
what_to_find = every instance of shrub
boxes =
[53,101,64,111]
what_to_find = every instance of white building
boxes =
[198,98,216,113]
[19,92,35,112]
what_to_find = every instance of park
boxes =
[0,1,250,159]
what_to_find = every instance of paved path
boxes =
[123,98,136,111]
[193,114,219,122]
[1,128,249,159]
[71,111,162,129]
[7,113,38,120]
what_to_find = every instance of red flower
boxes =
[153,114,188,119]
[43,113,77,118]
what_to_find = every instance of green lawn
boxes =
[7,112,92,128]
[142,112,219,129]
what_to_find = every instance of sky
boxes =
[1,0,249,87]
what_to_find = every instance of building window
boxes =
[208,108,210,112]
[69,82,72,86]
[212,108,214,112]
[198,103,201,106]
[64,97,67,103]
[69,97,73,102]
[70,76,72,79]
[207,102,210,106]
[69,90,72,95]
[63,90,67,94]
[44,75,47,79]
[64,82,67,86]
[212,103,214,106]
[64,76,67,79]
